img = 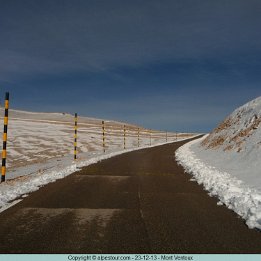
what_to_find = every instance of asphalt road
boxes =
[0,137,261,253]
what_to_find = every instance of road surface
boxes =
[0,137,261,253]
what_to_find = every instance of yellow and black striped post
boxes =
[123,125,126,149]
[74,113,78,160]
[138,128,140,147]
[1,92,9,182]
[102,120,105,153]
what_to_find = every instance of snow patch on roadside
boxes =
[175,136,261,230]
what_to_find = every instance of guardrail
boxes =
[0,92,195,182]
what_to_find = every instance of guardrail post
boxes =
[1,92,9,182]
[74,113,77,160]
[102,120,105,153]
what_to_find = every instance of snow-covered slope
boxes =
[176,96,261,230]
[0,108,187,174]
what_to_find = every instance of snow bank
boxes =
[176,97,261,230]
[176,137,261,230]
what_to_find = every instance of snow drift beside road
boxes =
[176,97,261,230]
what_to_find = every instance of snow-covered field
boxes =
[0,108,193,174]
[0,108,196,212]
[176,97,261,230]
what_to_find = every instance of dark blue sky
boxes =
[0,0,260,132]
